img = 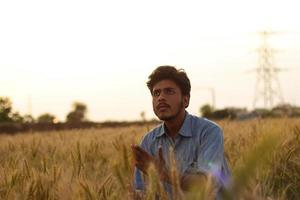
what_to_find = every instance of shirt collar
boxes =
[156,111,192,138]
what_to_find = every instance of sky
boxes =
[1,0,300,121]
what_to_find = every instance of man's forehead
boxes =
[152,80,179,90]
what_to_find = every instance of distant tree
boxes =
[66,102,87,123]
[210,108,236,119]
[200,104,214,118]
[37,113,56,124]
[0,97,13,122]
[252,108,272,118]
[271,103,293,117]
[140,111,146,122]
[200,104,249,120]
[10,112,24,123]
[23,114,35,123]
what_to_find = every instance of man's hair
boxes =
[146,66,191,97]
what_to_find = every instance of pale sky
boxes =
[1,0,300,121]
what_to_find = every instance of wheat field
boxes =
[0,118,299,200]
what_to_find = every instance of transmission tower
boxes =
[253,31,285,109]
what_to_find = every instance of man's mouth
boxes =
[157,104,170,110]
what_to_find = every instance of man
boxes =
[131,66,230,199]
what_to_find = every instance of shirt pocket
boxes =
[177,143,197,173]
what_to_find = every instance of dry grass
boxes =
[0,118,299,199]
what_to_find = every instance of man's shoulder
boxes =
[148,123,165,136]
[188,114,224,143]
[188,113,221,131]
[141,123,164,141]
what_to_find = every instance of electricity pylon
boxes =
[253,31,285,109]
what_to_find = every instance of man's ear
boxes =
[183,95,190,108]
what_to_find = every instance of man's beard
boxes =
[156,99,185,121]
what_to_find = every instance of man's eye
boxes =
[153,90,160,97]
[165,89,175,95]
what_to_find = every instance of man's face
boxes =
[152,79,189,121]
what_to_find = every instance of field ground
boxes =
[0,118,299,199]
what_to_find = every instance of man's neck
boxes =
[164,110,186,139]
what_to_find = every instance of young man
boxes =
[131,66,230,199]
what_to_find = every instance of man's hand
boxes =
[131,145,155,174]
[131,145,170,182]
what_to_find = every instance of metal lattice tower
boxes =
[253,31,285,109]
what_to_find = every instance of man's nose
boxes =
[157,92,166,101]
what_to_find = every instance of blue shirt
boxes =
[134,112,231,199]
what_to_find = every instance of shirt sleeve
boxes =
[185,125,226,187]
[133,134,150,190]
[134,167,145,190]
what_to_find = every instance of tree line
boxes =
[200,103,300,120]
[0,96,160,134]
[0,96,95,133]
[0,97,88,124]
